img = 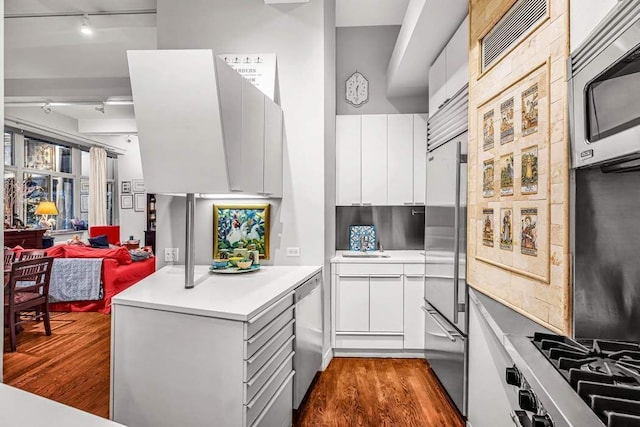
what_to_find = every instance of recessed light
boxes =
[80,14,93,35]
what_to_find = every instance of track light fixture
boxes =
[95,102,105,113]
[80,13,93,35]
[42,103,52,114]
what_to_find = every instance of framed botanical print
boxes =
[213,204,270,259]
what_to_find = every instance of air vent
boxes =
[428,85,468,151]
[481,0,548,70]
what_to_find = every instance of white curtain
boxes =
[89,147,107,226]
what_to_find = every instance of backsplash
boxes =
[336,206,425,250]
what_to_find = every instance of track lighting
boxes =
[95,102,105,113]
[80,14,93,35]
[42,103,52,114]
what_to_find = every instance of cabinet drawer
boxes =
[244,306,294,359]
[245,292,294,339]
[404,263,425,277]
[244,340,294,404]
[245,354,294,427]
[245,321,294,380]
[248,368,294,427]
[335,333,404,349]
[337,263,403,276]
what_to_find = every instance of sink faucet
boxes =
[377,240,384,252]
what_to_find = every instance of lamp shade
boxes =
[35,201,59,216]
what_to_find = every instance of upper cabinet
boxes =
[127,50,283,197]
[336,114,427,206]
[428,16,469,116]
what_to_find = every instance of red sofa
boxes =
[44,245,156,314]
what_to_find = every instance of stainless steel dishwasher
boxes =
[293,272,323,409]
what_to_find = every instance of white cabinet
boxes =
[370,275,404,332]
[241,79,266,195]
[336,114,426,206]
[336,115,362,205]
[403,264,425,349]
[264,99,283,197]
[336,276,369,331]
[413,114,427,205]
[428,16,469,116]
[361,115,388,205]
[387,114,415,206]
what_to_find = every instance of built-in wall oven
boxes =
[570,1,640,169]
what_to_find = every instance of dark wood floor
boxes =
[4,313,464,426]
[295,358,464,427]
[3,312,111,418]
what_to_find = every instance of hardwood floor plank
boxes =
[296,358,465,427]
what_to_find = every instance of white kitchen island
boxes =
[110,265,321,427]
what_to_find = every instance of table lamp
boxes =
[35,201,59,230]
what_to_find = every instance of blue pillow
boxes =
[88,234,110,249]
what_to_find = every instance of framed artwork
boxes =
[521,208,538,257]
[349,225,376,251]
[522,83,539,137]
[500,97,514,144]
[500,153,514,196]
[121,181,131,194]
[213,204,270,259]
[134,193,146,212]
[80,179,90,194]
[80,194,89,213]
[482,159,495,198]
[521,146,539,194]
[132,179,145,193]
[500,208,513,251]
[482,109,495,151]
[482,209,494,247]
[121,194,133,209]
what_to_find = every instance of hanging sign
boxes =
[217,53,277,101]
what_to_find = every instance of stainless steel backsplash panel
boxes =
[574,167,640,340]
[335,206,425,250]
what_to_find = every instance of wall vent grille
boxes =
[481,0,548,70]
[427,85,468,151]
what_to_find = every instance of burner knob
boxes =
[518,390,538,412]
[506,366,521,386]
[532,414,553,427]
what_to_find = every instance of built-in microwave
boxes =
[570,6,640,169]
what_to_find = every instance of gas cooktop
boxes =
[532,333,640,427]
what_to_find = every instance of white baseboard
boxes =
[322,348,333,370]
[333,349,426,358]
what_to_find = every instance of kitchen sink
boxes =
[342,251,391,258]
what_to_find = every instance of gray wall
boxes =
[337,25,428,115]
[336,206,425,250]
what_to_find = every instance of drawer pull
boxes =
[246,354,294,409]
[247,307,294,344]
[404,274,425,279]
[370,275,402,279]
[247,349,295,388]
[248,292,293,324]
[421,306,456,342]
[338,275,369,279]
[248,326,294,364]
[249,371,295,427]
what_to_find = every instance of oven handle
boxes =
[421,306,456,342]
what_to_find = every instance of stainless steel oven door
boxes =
[423,302,467,416]
[571,16,640,168]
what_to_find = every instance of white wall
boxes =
[570,0,617,51]
[337,25,427,114]
[155,0,331,267]
[113,135,146,243]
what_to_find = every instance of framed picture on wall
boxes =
[132,180,145,193]
[213,204,270,260]
[81,179,90,194]
[121,181,132,194]
[80,194,89,213]
[134,193,145,212]
[121,194,133,209]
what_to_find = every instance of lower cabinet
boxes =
[111,293,295,427]
[333,262,425,352]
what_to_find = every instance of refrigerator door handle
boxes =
[453,140,462,324]
[422,306,457,342]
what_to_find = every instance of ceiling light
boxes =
[80,14,93,35]
[95,102,105,114]
[42,103,52,114]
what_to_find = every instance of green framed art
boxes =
[213,204,270,260]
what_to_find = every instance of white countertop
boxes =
[0,383,124,426]
[330,250,458,264]
[112,265,322,321]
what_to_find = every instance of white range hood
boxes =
[127,49,283,196]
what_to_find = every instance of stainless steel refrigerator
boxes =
[423,130,468,416]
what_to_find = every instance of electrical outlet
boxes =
[286,247,300,257]
[164,248,179,262]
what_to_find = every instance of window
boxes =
[25,137,72,173]
[4,131,14,166]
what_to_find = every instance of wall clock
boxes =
[345,71,369,107]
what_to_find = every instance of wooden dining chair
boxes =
[4,257,54,352]
[18,249,48,261]
[4,248,16,271]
